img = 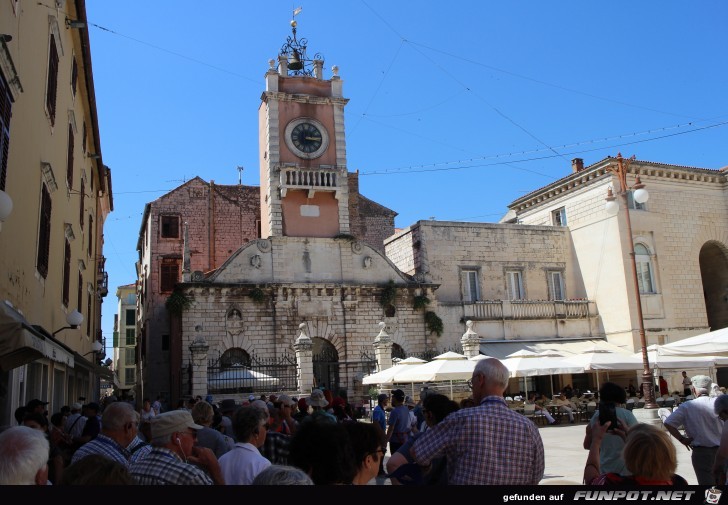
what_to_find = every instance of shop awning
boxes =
[479,338,632,361]
[0,302,75,371]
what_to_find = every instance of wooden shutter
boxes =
[46,34,58,126]
[37,185,52,278]
[0,74,11,191]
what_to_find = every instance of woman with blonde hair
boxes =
[584,421,687,485]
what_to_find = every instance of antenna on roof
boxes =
[237,166,244,185]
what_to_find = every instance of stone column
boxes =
[373,322,393,372]
[461,320,480,359]
[189,337,209,399]
[294,323,314,395]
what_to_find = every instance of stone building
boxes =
[149,23,437,406]
[0,0,113,425]
[113,284,137,398]
[386,155,728,394]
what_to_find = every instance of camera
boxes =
[598,402,618,431]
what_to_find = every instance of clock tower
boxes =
[259,20,350,238]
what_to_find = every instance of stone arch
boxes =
[699,240,728,331]
[220,347,251,368]
[312,336,339,392]
[391,342,406,360]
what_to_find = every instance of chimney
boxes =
[571,158,584,173]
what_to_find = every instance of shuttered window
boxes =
[62,239,71,306]
[79,179,85,229]
[66,123,74,188]
[160,259,179,293]
[77,272,83,313]
[87,215,93,256]
[37,185,52,278]
[71,57,78,97]
[0,74,11,191]
[46,34,59,126]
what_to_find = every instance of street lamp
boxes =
[52,310,84,336]
[604,153,656,409]
[83,340,104,357]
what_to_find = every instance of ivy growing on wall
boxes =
[249,287,266,303]
[413,294,430,310]
[379,280,397,308]
[425,311,444,337]
[165,290,191,316]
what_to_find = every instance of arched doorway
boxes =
[391,343,406,361]
[312,338,339,393]
[699,241,728,331]
[220,348,251,369]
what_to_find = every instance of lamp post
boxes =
[605,153,656,409]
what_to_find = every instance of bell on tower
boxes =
[278,13,324,77]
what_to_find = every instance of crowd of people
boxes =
[2,360,728,487]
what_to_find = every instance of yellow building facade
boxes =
[0,0,112,425]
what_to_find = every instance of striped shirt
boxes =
[413,395,545,485]
[130,447,214,485]
[71,433,131,467]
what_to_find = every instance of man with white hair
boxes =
[0,426,50,485]
[71,401,145,466]
[412,357,544,484]
[664,374,723,485]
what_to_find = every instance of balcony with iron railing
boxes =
[279,165,342,199]
[98,271,108,298]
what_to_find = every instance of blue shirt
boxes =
[388,405,411,445]
[373,405,386,431]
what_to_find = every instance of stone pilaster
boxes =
[373,321,393,372]
[294,323,314,395]
[461,320,480,359]
[189,337,209,398]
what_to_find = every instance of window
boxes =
[79,179,85,229]
[161,334,170,351]
[0,74,11,191]
[506,270,524,300]
[77,272,83,313]
[86,293,91,336]
[70,57,78,97]
[635,243,655,294]
[160,215,180,238]
[461,269,480,302]
[81,121,87,154]
[125,347,136,364]
[125,309,135,326]
[37,184,52,278]
[160,259,179,292]
[552,207,567,227]
[66,123,74,188]
[125,328,135,346]
[627,191,646,211]
[46,33,59,126]
[548,271,565,300]
[62,239,71,306]
[87,215,93,256]
[124,367,135,384]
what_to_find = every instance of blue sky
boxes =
[85,1,728,354]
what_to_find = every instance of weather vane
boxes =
[279,6,324,76]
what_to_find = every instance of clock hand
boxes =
[304,137,321,141]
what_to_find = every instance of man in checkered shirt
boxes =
[412,358,545,484]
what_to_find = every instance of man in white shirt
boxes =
[218,406,271,484]
[665,374,723,485]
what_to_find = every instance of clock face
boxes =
[284,118,329,159]
[290,122,323,154]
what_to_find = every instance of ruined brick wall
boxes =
[348,172,396,254]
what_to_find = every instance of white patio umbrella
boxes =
[631,345,716,370]
[563,349,642,391]
[501,350,585,397]
[208,366,281,391]
[393,351,475,397]
[362,357,426,385]
[658,327,728,356]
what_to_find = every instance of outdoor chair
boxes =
[655,397,665,406]
[523,403,546,425]
[664,398,675,408]
[625,399,635,411]
[635,399,645,408]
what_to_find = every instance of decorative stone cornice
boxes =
[509,158,726,213]
[261,91,349,107]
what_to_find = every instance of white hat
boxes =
[306,389,328,407]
